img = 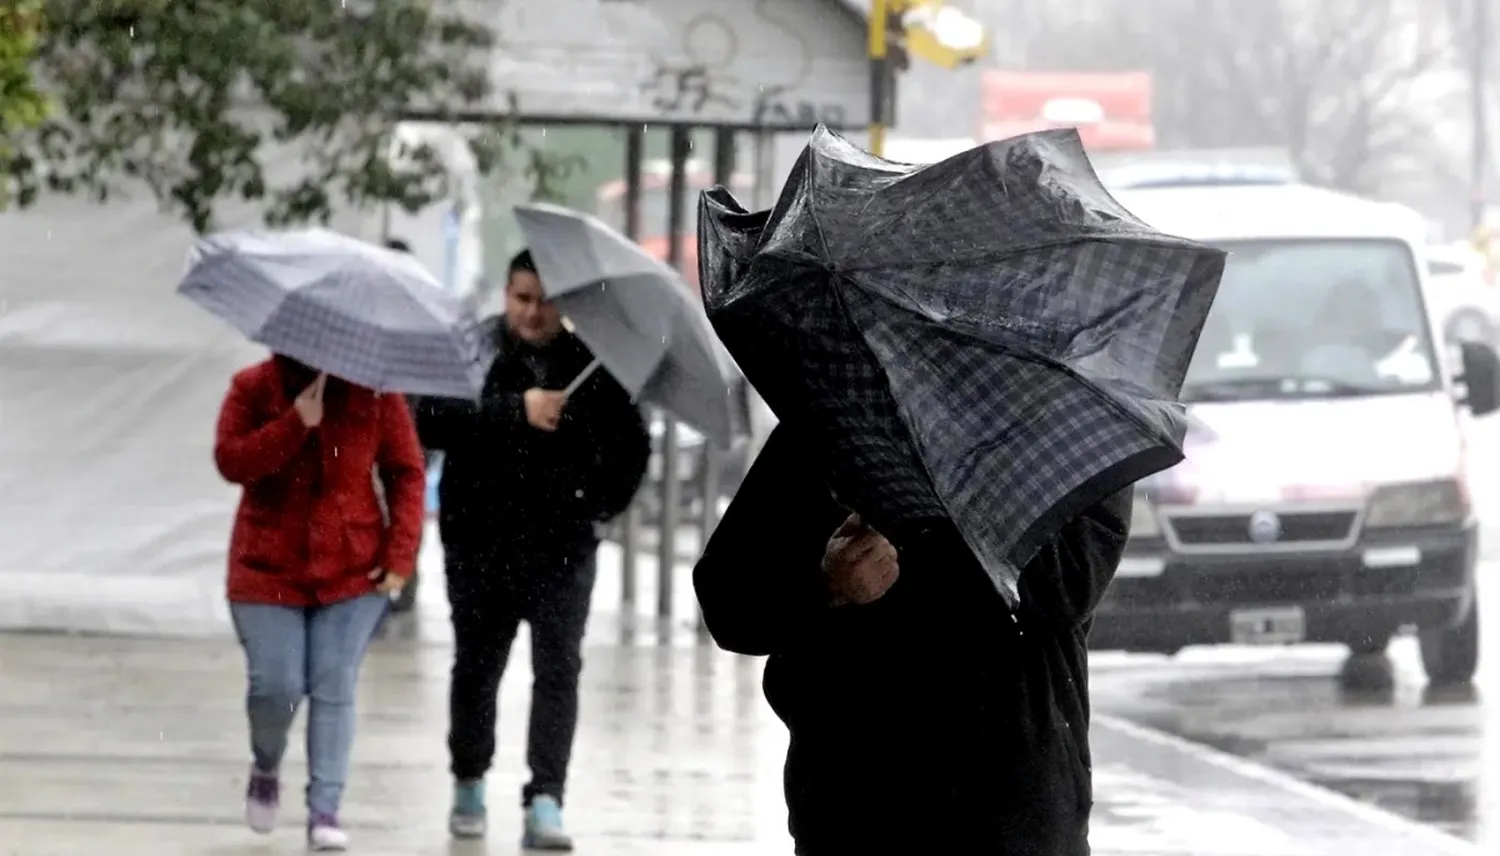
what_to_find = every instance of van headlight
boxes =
[1365,478,1469,528]
[1129,491,1162,538]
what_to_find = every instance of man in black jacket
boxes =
[417,250,649,850]
[694,422,1131,855]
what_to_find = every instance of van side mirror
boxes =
[1458,341,1500,416]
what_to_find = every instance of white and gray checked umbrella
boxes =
[513,202,736,447]
[700,127,1226,606]
[178,228,485,398]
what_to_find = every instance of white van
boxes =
[1091,180,1500,686]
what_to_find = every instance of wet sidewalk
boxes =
[0,541,1482,855]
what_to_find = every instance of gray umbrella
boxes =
[513,202,736,447]
[178,228,484,398]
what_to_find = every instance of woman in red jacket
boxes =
[214,355,426,851]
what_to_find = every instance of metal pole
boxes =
[1473,0,1489,231]
[657,125,692,620]
[751,130,774,210]
[713,126,736,189]
[620,125,645,611]
[694,127,736,638]
[868,0,890,156]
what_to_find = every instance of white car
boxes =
[1423,244,1500,344]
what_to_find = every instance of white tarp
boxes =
[0,125,480,636]
[0,191,279,636]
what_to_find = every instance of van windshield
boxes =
[1180,238,1441,402]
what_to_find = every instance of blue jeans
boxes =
[230,594,389,817]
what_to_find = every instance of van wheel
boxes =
[1420,595,1480,687]
[1446,311,1496,345]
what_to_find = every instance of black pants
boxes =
[445,546,597,806]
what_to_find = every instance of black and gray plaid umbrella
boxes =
[178,228,484,398]
[699,127,1225,605]
[514,202,736,447]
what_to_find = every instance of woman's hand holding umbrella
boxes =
[294,373,327,428]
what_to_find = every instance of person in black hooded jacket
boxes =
[694,421,1132,855]
[416,250,649,848]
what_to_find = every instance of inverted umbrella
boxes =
[178,228,484,398]
[513,202,737,447]
[699,126,1225,606]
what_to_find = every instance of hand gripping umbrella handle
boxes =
[561,358,601,397]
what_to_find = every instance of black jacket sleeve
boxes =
[414,392,523,452]
[1016,489,1133,629]
[572,380,650,523]
[694,424,846,656]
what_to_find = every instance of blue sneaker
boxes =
[449,779,487,839]
[522,795,573,851]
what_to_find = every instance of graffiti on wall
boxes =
[640,64,742,116]
[751,84,848,127]
[488,0,865,127]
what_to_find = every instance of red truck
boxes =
[979,70,1155,152]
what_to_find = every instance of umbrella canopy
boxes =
[699,126,1225,605]
[513,202,736,447]
[178,228,484,398]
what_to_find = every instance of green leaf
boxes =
[5,0,583,230]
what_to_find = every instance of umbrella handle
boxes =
[561,358,602,397]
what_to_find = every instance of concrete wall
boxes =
[456,0,869,129]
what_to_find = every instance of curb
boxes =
[1093,714,1480,854]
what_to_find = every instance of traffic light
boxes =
[868,0,989,156]
[890,1,988,71]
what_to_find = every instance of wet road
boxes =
[1089,589,1500,847]
[0,616,1478,855]
[1088,417,1500,847]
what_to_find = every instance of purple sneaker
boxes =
[244,767,280,834]
[308,812,349,851]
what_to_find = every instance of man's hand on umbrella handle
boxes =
[368,567,407,597]
[524,387,567,432]
[821,513,900,607]
[294,373,327,428]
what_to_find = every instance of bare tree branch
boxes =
[983,0,1460,195]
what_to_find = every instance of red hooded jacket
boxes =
[214,357,426,607]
